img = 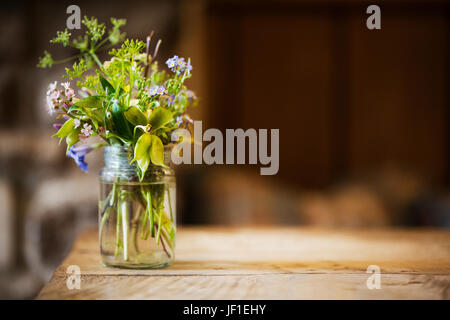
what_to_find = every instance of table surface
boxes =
[37,227,450,299]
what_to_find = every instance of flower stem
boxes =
[114,204,121,257]
[167,187,174,221]
[156,208,163,245]
[90,51,103,69]
[147,192,154,237]
[120,198,129,261]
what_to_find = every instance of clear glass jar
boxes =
[99,145,176,269]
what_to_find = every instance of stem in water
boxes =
[120,199,129,261]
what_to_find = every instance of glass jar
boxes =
[99,145,176,269]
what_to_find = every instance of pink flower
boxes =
[65,88,75,98]
[81,123,93,137]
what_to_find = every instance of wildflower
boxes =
[165,55,192,75]
[149,86,158,95]
[166,55,178,70]
[45,80,76,114]
[149,85,167,96]
[81,123,93,137]
[47,81,57,95]
[180,60,192,75]
[185,89,196,101]
[74,119,81,128]
[62,82,75,98]
[157,86,167,95]
[53,123,63,130]
[67,145,94,172]
[168,94,175,106]
[176,57,185,67]
[176,115,183,126]
[46,96,56,114]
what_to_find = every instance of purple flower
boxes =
[53,123,63,130]
[168,94,175,106]
[180,60,192,74]
[67,145,93,172]
[185,89,196,101]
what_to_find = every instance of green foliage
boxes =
[39,15,198,170]
[109,39,145,60]
[37,51,53,68]
[52,118,75,142]
[64,59,87,79]
[109,18,127,45]
[82,16,106,42]
[51,118,81,152]
[111,100,133,140]
[147,107,173,130]
[132,133,165,178]
[50,29,71,47]
[124,106,147,126]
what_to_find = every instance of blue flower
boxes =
[168,94,176,106]
[176,115,183,126]
[67,145,93,172]
[180,60,192,74]
[166,55,192,75]
[149,85,167,96]
[166,55,178,70]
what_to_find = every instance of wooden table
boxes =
[37,227,450,299]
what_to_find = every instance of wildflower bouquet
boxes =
[38,17,197,268]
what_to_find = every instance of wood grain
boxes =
[37,227,450,299]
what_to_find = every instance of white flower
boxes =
[46,96,55,114]
[46,81,57,95]
[50,90,60,100]
[61,82,70,90]
[74,119,81,128]
[81,123,93,137]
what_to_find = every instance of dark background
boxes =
[0,0,449,298]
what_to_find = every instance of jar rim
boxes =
[104,144,174,168]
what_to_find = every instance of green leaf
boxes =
[132,132,152,176]
[132,133,165,177]
[111,100,133,139]
[73,96,104,109]
[124,106,147,126]
[65,129,80,153]
[99,76,115,95]
[105,131,131,144]
[147,107,173,131]
[52,118,74,142]
[149,135,164,167]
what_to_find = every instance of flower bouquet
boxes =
[38,17,197,268]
